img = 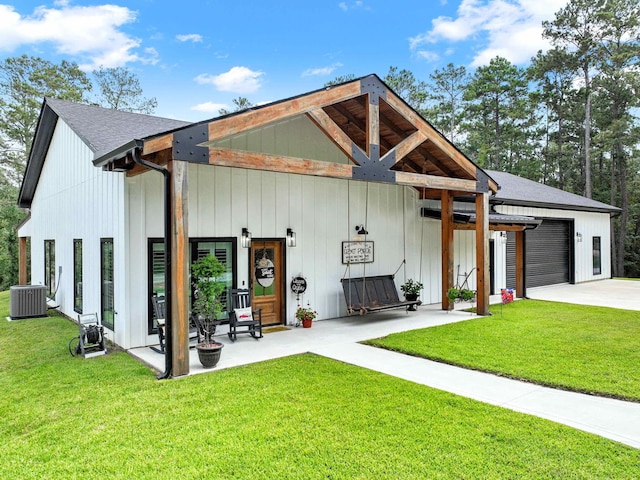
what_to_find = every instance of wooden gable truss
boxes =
[123,75,498,376]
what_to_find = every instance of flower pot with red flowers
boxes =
[295,305,317,328]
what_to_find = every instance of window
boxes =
[147,238,236,334]
[101,238,114,330]
[44,240,55,298]
[593,236,602,275]
[74,239,83,313]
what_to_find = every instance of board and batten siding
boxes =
[495,205,612,284]
[19,118,127,346]
[127,174,445,347]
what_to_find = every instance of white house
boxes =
[17,75,618,377]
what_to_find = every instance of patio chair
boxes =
[150,294,167,354]
[227,288,263,342]
[151,294,200,354]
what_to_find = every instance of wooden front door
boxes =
[251,240,284,326]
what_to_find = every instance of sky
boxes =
[0,0,568,122]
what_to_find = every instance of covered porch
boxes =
[129,300,491,376]
[96,74,499,377]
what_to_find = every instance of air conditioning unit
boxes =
[9,285,47,319]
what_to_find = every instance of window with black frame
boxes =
[147,238,236,335]
[593,236,602,275]
[101,238,114,330]
[73,239,83,313]
[44,240,55,298]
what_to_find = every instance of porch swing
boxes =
[340,183,423,315]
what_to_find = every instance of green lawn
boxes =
[1,292,639,479]
[367,299,640,402]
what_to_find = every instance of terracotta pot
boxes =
[302,318,313,328]
[196,342,224,368]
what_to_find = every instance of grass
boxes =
[366,299,640,402]
[1,292,639,478]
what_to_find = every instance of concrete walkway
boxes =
[130,281,640,449]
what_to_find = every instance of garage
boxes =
[506,219,574,290]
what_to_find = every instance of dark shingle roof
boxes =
[18,98,192,208]
[45,98,191,159]
[487,170,620,214]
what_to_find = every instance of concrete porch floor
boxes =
[129,300,479,376]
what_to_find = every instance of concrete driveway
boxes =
[527,279,640,311]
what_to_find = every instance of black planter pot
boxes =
[405,293,419,311]
[196,342,224,368]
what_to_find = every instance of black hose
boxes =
[131,147,172,380]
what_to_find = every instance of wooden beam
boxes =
[515,230,525,298]
[368,95,379,158]
[381,131,427,166]
[209,148,353,179]
[396,171,478,192]
[143,134,174,156]
[306,108,364,164]
[169,159,190,377]
[208,82,362,141]
[475,192,490,315]
[384,94,481,185]
[18,237,27,285]
[442,190,454,310]
[453,223,528,232]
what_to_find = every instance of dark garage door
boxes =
[506,219,572,289]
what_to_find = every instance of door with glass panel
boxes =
[250,240,284,325]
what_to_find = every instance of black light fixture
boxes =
[286,228,296,247]
[355,224,368,235]
[576,232,583,243]
[241,227,252,248]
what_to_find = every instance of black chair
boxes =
[227,288,263,342]
[151,294,200,354]
[150,295,167,354]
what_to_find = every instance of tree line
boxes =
[330,0,640,278]
[0,0,638,291]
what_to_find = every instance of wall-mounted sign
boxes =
[342,241,374,264]
[290,276,307,295]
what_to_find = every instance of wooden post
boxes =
[18,237,27,285]
[475,192,490,315]
[441,190,454,310]
[170,160,190,377]
[515,230,525,298]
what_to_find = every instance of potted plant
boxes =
[400,279,423,310]
[295,304,317,328]
[191,254,226,368]
[447,287,476,306]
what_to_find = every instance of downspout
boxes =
[131,147,173,380]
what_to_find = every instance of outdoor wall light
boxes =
[355,224,369,235]
[499,231,507,244]
[576,232,583,243]
[241,228,252,248]
[286,228,296,247]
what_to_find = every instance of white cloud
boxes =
[0,3,150,70]
[416,50,440,62]
[409,0,569,67]
[191,102,228,113]
[301,62,343,77]
[194,66,264,94]
[176,33,203,43]
[338,1,370,12]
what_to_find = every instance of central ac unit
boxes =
[9,285,47,319]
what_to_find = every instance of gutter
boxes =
[131,146,173,380]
